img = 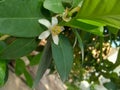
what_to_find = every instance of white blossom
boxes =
[38,17,64,45]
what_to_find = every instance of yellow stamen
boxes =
[51,25,62,35]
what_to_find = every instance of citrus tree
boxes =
[0,0,120,89]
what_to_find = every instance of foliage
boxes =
[0,0,120,89]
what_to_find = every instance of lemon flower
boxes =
[38,17,64,45]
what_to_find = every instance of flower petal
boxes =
[38,19,51,28]
[38,30,50,39]
[52,35,59,45]
[52,17,58,26]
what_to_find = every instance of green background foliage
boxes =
[0,0,120,89]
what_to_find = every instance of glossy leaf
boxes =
[77,19,105,26]
[0,0,44,37]
[33,37,52,88]
[0,38,38,59]
[52,35,73,81]
[62,19,104,36]
[43,0,64,13]
[77,0,120,29]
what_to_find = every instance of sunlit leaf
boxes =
[77,19,105,26]
[62,19,104,36]
[77,0,120,29]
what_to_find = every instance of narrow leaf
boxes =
[24,69,33,87]
[33,37,52,88]
[52,35,73,81]
[77,19,105,26]
[0,42,8,86]
[0,60,8,86]
[115,48,120,64]
[62,19,104,36]
[15,59,26,76]
[15,59,33,87]
[73,29,84,63]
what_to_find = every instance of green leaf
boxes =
[77,19,105,26]
[77,0,120,29]
[104,82,117,90]
[0,60,7,86]
[73,30,84,63]
[0,0,44,37]
[29,53,42,66]
[52,35,73,81]
[72,0,82,7]
[24,69,33,87]
[15,59,33,87]
[33,37,52,88]
[0,41,6,51]
[0,38,38,59]
[43,0,64,13]
[115,48,120,65]
[107,26,119,34]
[62,19,104,36]
[15,59,26,76]
[0,42,8,86]
[62,0,82,7]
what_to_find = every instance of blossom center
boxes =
[51,25,62,36]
